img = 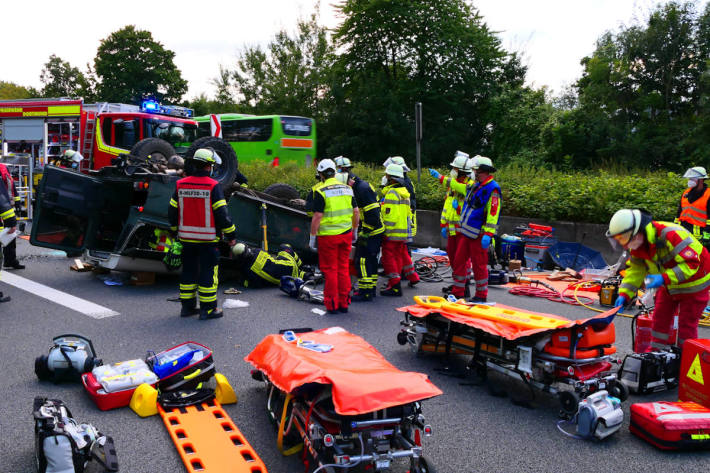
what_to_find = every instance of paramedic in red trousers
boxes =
[609,208,710,349]
[0,177,16,302]
[169,148,236,320]
[675,166,710,247]
[429,151,474,297]
[0,162,23,269]
[309,159,359,314]
[433,156,501,302]
[380,164,420,296]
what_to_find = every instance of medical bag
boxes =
[618,350,680,394]
[146,341,214,392]
[629,401,710,450]
[679,339,710,409]
[82,359,159,411]
[33,397,119,472]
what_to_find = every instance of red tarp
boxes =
[397,303,619,341]
[245,327,443,415]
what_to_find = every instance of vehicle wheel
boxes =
[410,456,437,473]
[34,355,51,381]
[185,136,238,190]
[263,183,300,200]
[559,391,580,416]
[130,138,175,163]
[608,380,629,402]
[397,331,409,346]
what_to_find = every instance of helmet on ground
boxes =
[317,159,336,173]
[472,156,496,173]
[450,151,471,171]
[334,156,352,169]
[385,163,405,178]
[335,172,349,185]
[232,243,246,257]
[167,155,184,169]
[279,243,295,256]
[606,209,644,248]
[191,148,222,165]
[683,167,708,179]
[383,156,410,172]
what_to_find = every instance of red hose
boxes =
[508,284,595,306]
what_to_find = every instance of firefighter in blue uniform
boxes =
[169,148,236,320]
[231,242,305,287]
[335,156,384,301]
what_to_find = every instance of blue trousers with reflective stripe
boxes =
[180,242,220,311]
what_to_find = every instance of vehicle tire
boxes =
[608,380,629,402]
[410,456,437,473]
[130,138,175,163]
[559,391,580,416]
[396,331,409,346]
[185,136,238,190]
[263,183,300,200]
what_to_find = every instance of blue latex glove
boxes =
[645,274,664,289]
[429,168,441,179]
[309,235,317,251]
[452,198,458,210]
[481,234,491,249]
[441,227,448,238]
[614,296,626,313]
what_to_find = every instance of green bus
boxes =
[195,114,316,166]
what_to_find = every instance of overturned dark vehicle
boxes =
[30,137,312,272]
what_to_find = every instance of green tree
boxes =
[39,55,94,99]
[0,81,39,100]
[93,25,187,104]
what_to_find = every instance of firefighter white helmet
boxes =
[472,156,495,172]
[232,243,246,257]
[63,149,83,163]
[385,163,405,178]
[334,156,352,169]
[191,148,222,165]
[606,209,643,248]
[317,159,337,173]
[383,156,410,172]
[450,151,471,171]
[683,167,708,180]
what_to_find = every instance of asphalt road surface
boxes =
[2,241,709,472]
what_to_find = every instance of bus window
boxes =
[223,118,272,142]
[281,117,312,137]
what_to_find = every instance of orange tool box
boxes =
[679,339,710,409]
[159,399,267,473]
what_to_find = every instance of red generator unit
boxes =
[630,401,710,450]
[679,339,710,409]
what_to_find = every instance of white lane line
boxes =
[1,272,119,319]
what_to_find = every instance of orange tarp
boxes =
[245,327,443,415]
[397,304,619,341]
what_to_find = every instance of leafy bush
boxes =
[239,161,685,224]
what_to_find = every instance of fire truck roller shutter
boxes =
[130,138,175,166]
[184,136,238,190]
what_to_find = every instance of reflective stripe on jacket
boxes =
[458,177,501,239]
[678,186,710,239]
[381,184,412,242]
[439,175,472,236]
[619,221,710,299]
[175,176,219,241]
[352,176,384,237]
[314,178,354,236]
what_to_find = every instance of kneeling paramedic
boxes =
[335,157,384,302]
[608,208,710,349]
[380,164,419,296]
[232,243,304,287]
[309,159,359,313]
[169,148,236,320]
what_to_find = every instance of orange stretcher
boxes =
[397,298,627,417]
[159,399,268,473]
[246,327,442,473]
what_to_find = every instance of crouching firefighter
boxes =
[231,243,304,287]
[335,157,384,302]
[608,208,710,349]
[169,148,236,320]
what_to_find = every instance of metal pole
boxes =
[415,102,422,184]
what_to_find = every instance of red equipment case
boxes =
[81,372,156,411]
[630,401,710,450]
[679,339,710,408]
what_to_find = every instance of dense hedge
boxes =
[239,161,686,225]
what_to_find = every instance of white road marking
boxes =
[0,272,119,318]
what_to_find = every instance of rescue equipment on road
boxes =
[398,299,627,416]
[679,339,710,408]
[557,390,624,440]
[82,359,159,411]
[146,341,215,393]
[35,334,102,383]
[630,401,710,450]
[618,349,680,394]
[246,327,441,472]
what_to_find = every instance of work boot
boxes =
[4,261,24,270]
[180,301,199,317]
[351,289,374,302]
[0,291,10,303]
[469,296,487,304]
[380,282,402,297]
[199,307,224,320]
[441,284,453,294]
[338,307,348,313]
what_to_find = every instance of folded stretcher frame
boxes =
[246,327,442,473]
[398,297,628,415]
